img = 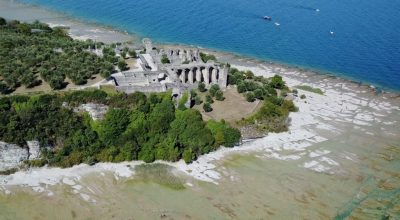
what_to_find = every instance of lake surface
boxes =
[12,0,400,91]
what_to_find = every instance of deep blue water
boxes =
[18,0,400,91]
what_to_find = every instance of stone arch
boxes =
[176,69,183,83]
[208,67,214,84]
[192,67,198,83]
[184,68,190,83]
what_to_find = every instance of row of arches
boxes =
[174,66,220,85]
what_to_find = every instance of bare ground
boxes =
[194,86,262,123]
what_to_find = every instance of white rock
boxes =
[0,141,28,172]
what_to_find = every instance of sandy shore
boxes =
[1,0,400,204]
[0,0,135,44]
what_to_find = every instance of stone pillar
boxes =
[196,68,201,82]
[180,69,186,83]
[195,50,200,62]
[179,50,184,60]
[212,68,218,84]
[218,67,228,89]
[188,69,194,84]
[186,50,192,62]
[202,68,209,85]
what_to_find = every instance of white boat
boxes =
[263,16,272,21]
[274,22,280,26]
[330,31,335,35]
[316,9,320,12]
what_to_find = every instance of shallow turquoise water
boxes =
[13,0,400,91]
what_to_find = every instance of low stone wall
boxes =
[116,84,167,94]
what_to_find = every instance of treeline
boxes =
[0,19,119,93]
[228,68,298,132]
[0,90,241,167]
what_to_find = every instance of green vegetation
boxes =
[128,49,137,58]
[117,59,128,71]
[0,90,241,167]
[227,67,297,133]
[300,94,306,99]
[161,55,170,64]
[198,82,207,92]
[215,90,225,101]
[0,19,120,93]
[203,102,213,112]
[209,84,224,101]
[177,92,189,110]
[194,96,203,105]
[207,120,241,147]
[206,94,214,103]
[238,96,298,132]
[296,85,324,95]
[191,90,203,105]
[199,52,217,63]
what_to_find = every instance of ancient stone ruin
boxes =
[112,38,228,95]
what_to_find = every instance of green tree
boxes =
[246,92,255,102]
[194,96,202,105]
[237,81,246,93]
[120,51,127,59]
[223,127,241,147]
[161,55,170,64]
[147,99,175,134]
[117,59,128,71]
[0,17,6,26]
[198,82,206,92]
[128,49,137,58]
[97,108,131,145]
[270,75,285,89]
[182,148,194,163]
[254,88,264,100]
[244,70,254,79]
[203,102,213,112]
[215,90,224,101]
[209,84,220,97]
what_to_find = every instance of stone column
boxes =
[196,68,201,82]
[187,51,192,62]
[180,69,186,83]
[218,67,228,88]
[179,50,184,60]
[212,69,218,84]
[202,68,209,85]
[174,69,179,80]
[188,69,194,84]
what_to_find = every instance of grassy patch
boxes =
[100,85,118,95]
[296,85,324,95]
[132,163,185,190]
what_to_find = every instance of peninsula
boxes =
[0,19,296,173]
[0,6,398,219]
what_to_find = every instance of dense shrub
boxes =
[207,120,241,147]
[203,102,213,112]
[0,91,242,167]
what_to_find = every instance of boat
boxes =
[316,9,320,12]
[263,16,272,21]
[330,30,334,35]
[274,22,280,26]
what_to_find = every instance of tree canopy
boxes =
[0,90,241,167]
[0,19,118,93]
